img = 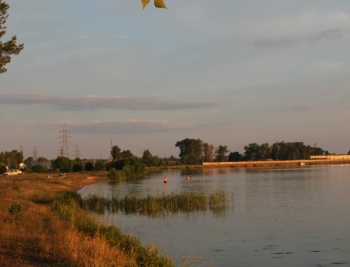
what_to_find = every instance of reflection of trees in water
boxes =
[180,168,204,176]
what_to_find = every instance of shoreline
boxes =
[146,159,350,171]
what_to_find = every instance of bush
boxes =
[72,164,83,172]
[94,161,105,171]
[108,168,125,181]
[32,164,47,173]
[0,163,7,173]
[85,162,94,171]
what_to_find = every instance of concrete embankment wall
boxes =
[203,159,350,168]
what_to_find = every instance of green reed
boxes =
[82,190,231,215]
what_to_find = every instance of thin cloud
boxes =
[310,28,342,44]
[30,120,199,135]
[292,104,317,113]
[246,28,342,48]
[252,37,294,48]
[0,92,219,111]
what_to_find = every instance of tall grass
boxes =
[0,173,175,267]
[81,190,230,215]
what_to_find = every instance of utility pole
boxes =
[58,123,72,158]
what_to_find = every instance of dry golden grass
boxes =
[0,172,136,267]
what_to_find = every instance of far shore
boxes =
[147,159,350,171]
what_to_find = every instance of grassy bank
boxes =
[0,172,174,267]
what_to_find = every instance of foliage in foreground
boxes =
[141,0,167,9]
[0,0,24,73]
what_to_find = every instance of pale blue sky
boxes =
[1,0,349,159]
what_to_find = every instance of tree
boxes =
[0,150,23,168]
[24,157,33,166]
[141,0,167,9]
[215,145,229,162]
[94,161,105,171]
[175,138,203,164]
[244,143,260,161]
[52,157,71,172]
[121,149,134,159]
[203,143,215,162]
[0,163,6,173]
[111,145,121,161]
[72,158,83,172]
[32,164,47,173]
[142,149,164,167]
[37,157,48,162]
[228,151,243,162]
[142,149,153,166]
[84,161,94,171]
[0,0,24,73]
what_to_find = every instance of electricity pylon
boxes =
[58,123,72,158]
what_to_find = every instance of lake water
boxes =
[78,165,350,267]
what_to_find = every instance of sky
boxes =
[0,0,349,160]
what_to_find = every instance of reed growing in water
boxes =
[80,190,230,215]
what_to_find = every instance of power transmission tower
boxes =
[33,146,37,161]
[73,145,82,159]
[57,123,72,158]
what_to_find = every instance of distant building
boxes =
[310,155,350,160]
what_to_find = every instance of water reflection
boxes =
[79,165,350,267]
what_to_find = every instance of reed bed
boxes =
[81,190,230,215]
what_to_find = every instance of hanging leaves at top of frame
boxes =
[141,0,167,9]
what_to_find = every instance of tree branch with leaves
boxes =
[0,0,24,74]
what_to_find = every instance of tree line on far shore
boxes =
[1,139,348,176]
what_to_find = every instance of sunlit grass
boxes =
[0,173,175,266]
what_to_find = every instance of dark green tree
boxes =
[52,157,71,172]
[0,0,24,73]
[72,158,83,172]
[37,157,48,162]
[244,143,260,160]
[84,161,94,171]
[32,164,47,173]
[228,151,243,162]
[175,138,203,164]
[121,149,134,159]
[215,145,229,162]
[94,161,105,171]
[24,157,33,166]
[0,163,6,173]
[0,150,23,168]
[111,145,121,161]
[142,149,153,166]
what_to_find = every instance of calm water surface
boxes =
[78,165,350,266]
